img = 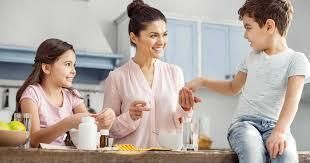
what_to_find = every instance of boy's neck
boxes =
[264,36,288,55]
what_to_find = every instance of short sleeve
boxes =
[20,86,40,106]
[288,52,310,78]
[71,89,83,109]
[238,55,248,73]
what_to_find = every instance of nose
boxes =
[157,35,166,46]
[71,66,76,76]
[243,32,248,39]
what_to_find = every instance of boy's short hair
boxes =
[238,0,293,36]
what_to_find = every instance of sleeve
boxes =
[20,86,40,106]
[71,89,83,109]
[172,66,193,129]
[288,52,310,78]
[238,55,248,73]
[103,71,140,139]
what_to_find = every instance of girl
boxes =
[15,38,115,147]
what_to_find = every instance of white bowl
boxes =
[158,132,182,150]
[69,129,100,147]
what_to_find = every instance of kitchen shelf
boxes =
[0,44,122,84]
[0,45,122,70]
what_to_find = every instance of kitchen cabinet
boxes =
[0,45,121,84]
[201,23,251,80]
[163,19,198,81]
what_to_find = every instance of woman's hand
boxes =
[179,87,201,111]
[128,100,150,121]
[93,108,115,129]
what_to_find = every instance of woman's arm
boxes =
[103,72,141,139]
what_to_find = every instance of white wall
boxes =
[0,0,113,54]
[88,0,244,52]
[288,0,310,57]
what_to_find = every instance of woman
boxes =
[103,0,192,148]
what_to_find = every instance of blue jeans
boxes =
[227,115,298,163]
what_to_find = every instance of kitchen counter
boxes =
[0,147,310,163]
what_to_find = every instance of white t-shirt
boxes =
[233,48,310,121]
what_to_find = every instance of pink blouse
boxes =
[20,84,83,145]
[103,59,191,148]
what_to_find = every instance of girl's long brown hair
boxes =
[15,38,81,113]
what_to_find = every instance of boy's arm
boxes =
[188,71,247,95]
[266,75,305,159]
[274,75,305,133]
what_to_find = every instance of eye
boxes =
[163,33,168,37]
[65,62,71,67]
[150,35,157,38]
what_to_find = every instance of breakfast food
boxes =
[0,121,26,132]
[198,134,213,150]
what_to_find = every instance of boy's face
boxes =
[242,15,269,51]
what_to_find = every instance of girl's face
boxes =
[47,50,76,88]
[131,20,168,58]
[242,15,269,51]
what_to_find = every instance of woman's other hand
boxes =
[128,100,150,121]
[179,87,201,111]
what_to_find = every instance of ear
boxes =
[41,63,51,75]
[129,32,138,45]
[265,19,276,34]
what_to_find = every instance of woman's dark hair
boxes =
[127,0,167,46]
[15,38,81,113]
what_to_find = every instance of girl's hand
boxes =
[93,108,115,129]
[68,112,90,129]
[128,100,150,121]
[179,87,201,111]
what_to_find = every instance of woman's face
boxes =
[131,20,168,58]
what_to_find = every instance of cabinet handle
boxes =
[225,75,230,79]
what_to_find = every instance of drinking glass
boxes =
[13,113,31,148]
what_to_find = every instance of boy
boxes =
[179,0,310,162]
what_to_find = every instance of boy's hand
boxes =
[179,87,201,111]
[185,77,204,92]
[266,130,287,159]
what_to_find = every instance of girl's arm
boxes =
[20,99,88,147]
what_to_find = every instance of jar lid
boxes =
[100,129,109,135]
[81,116,95,123]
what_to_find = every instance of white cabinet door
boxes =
[202,23,251,80]
[202,23,229,80]
[164,19,198,82]
[229,26,251,77]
